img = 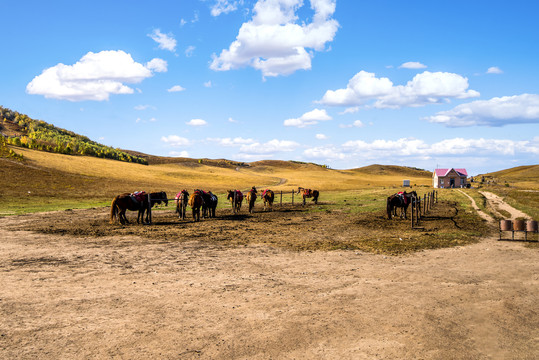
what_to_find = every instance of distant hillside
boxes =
[0,106,148,164]
[479,165,539,189]
[351,164,431,177]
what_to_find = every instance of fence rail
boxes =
[410,190,437,229]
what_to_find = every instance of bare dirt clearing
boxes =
[1,202,538,359]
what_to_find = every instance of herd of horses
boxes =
[110,186,320,224]
[110,187,414,224]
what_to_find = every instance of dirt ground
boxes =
[1,202,538,359]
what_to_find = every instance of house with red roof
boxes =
[433,168,468,188]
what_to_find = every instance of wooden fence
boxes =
[410,190,437,229]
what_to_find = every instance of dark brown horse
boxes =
[110,191,168,225]
[246,187,257,213]
[189,190,204,222]
[387,190,417,219]
[261,189,274,211]
[174,190,189,220]
[297,187,319,205]
[227,190,243,213]
[197,190,218,218]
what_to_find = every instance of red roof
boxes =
[434,168,468,177]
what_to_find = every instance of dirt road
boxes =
[1,205,538,359]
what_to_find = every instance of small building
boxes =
[433,168,468,188]
[403,179,410,187]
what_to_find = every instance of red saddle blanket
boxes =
[131,191,146,204]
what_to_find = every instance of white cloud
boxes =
[425,94,539,127]
[399,61,427,69]
[339,120,364,128]
[26,50,161,101]
[161,135,191,147]
[211,0,241,16]
[146,58,168,72]
[210,0,339,78]
[169,150,190,157]
[228,117,238,123]
[148,29,177,52]
[187,119,208,126]
[304,146,346,160]
[487,66,503,74]
[239,139,300,155]
[167,85,186,92]
[208,137,255,146]
[185,46,196,57]
[315,133,327,140]
[284,108,332,127]
[320,70,480,109]
[204,81,212,88]
[134,104,152,110]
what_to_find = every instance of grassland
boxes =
[1,146,432,215]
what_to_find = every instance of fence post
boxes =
[147,193,152,225]
[423,194,426,216]
[280,190,283,206]
[411,196,415,228]
[292,190,294,205]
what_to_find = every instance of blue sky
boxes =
[2,0,538,175]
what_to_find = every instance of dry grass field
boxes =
[1,146,538,359]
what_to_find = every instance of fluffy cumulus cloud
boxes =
[425,94,539,127]
[487,66,503,74]
[399,61,427,69]
[319,71,480,109]
[187,119,208,126]
[26,50,165,101]
[148,29,177,52]
[302,137,539,164]
[167,85,186,92]
[211,0,241,16]
[161,135,191,147]
[210,0,339,78]
[283,108,332,127]
[239,139,300,155]
[207,137,256,146]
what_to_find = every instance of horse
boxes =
[297,187,319,205]
[246,186,258,213]
[110,191,168,225]
[174,190,189,220]
[189,190,204,222]
[387,190,417,219]
[261,189,274,211]
[198,190,218,218]
[227,190,243,213]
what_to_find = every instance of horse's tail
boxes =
[110,196,119,223]
[386,197,392,219]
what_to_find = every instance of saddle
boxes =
[130,191,146,205]
[396,192,408,205]
[304,189,312,196]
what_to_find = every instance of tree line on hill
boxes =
[0,106,148,165]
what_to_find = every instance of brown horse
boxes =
[297,187,319,205]
[246,186,257,213]
[110,191,168,224]
[387,190,417,219]
[261,189,274,211]
[198,190,218,218]
[174,190,189,220]
[189,190,204,222]
[227,190,243,213]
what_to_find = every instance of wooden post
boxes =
[280,190,283,206]
[292,190,294,205]
[147,193,152,225]
[411,196,415,228]
[423,194,426,216]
